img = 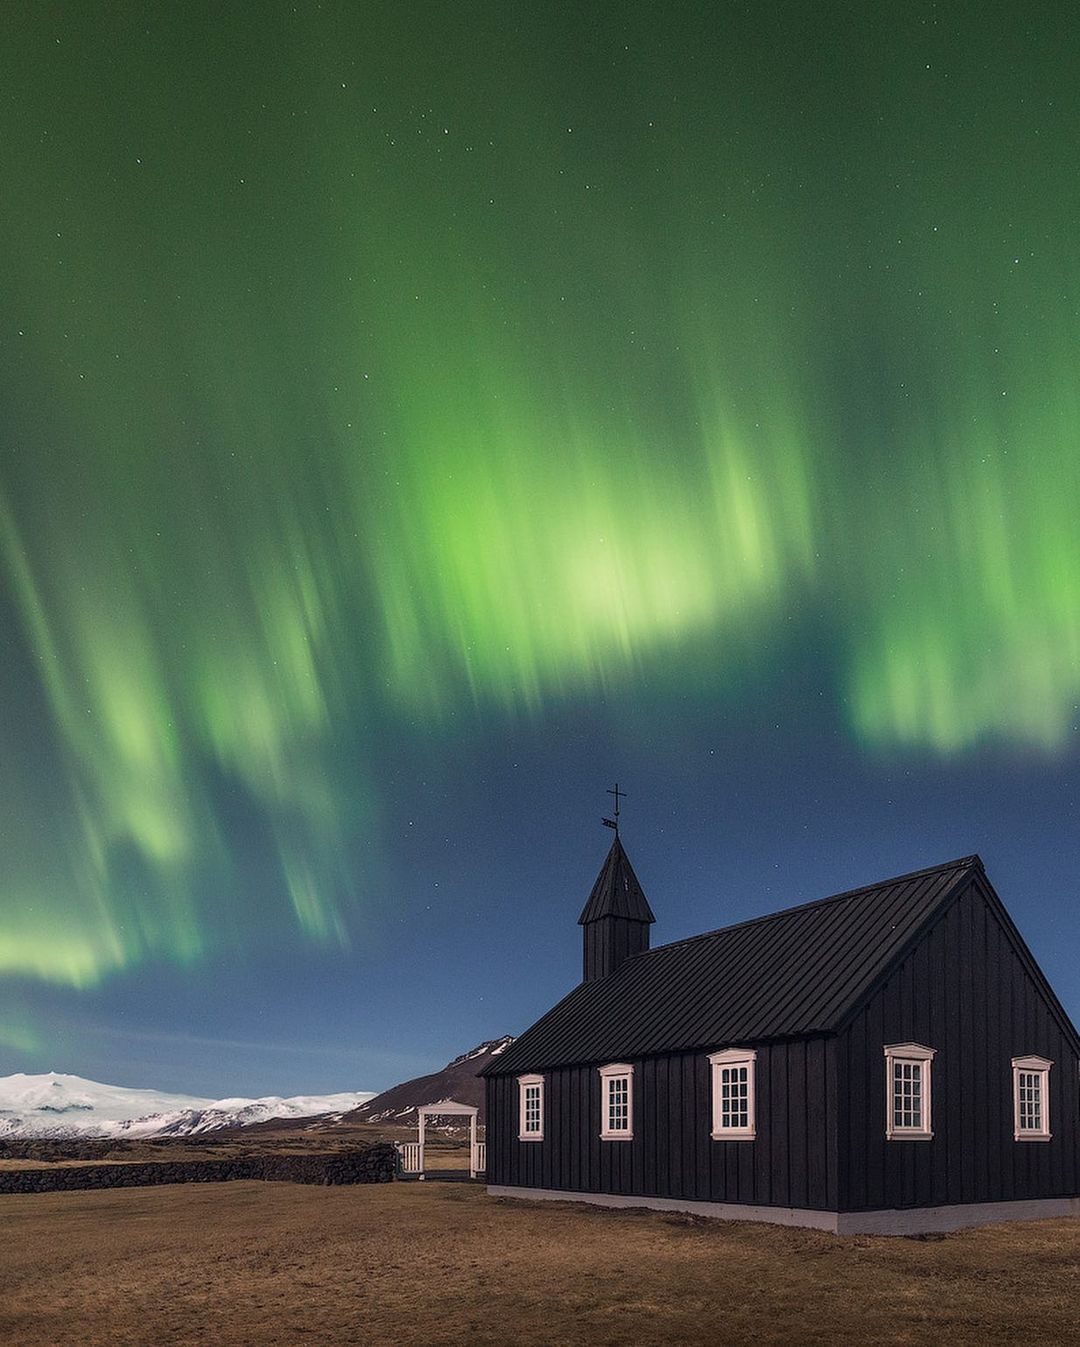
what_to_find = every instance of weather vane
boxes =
[602,782,626,836]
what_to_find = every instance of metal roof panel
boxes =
[488,856,981,1075]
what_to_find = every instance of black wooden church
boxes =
[483,835,1080,1233]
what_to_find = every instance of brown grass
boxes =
[1,1180,1078,1346]
[0,1127,475,1173]
[0,1120,475,1157]
[0,1121,412,1167]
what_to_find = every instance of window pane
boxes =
[523,1083,541,1132]
[718,1062,751,1129]
[1018,1071,1044,1132]
[607,1076,629,1131]
[891,1059,924,1129]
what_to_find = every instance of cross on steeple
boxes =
[602,782,626,836]
[582,786,654,981]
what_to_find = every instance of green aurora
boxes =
[1,5,1079,994]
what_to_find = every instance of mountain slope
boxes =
[341,1037,513,1125]
[0,1073,374,1139]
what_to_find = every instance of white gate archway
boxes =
[398,1100,485,1179]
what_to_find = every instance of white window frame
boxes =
[517,1073,544,1141]
[708,1048,756,1141]
[884,1043,935,1140]
[598,1063,634,1140]
[1012,1055,1052,1142]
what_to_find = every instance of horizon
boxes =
[3,4,1080,1099]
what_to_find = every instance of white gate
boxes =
[403,1101,484,1179]
[397,1141,423,1174]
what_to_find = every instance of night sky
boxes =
[2,4,1079,1097]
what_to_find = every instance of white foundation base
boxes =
[486,1185,1080,1235]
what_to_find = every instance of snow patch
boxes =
[447,1036,514,1068]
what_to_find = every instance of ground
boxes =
[2,1180,1079,1345]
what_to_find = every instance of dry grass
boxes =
[0,1122,409,1167]
[0,1133,474,1173]
[2,1181,1079,1345]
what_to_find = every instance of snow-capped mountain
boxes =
[0,1072,375,1139]
[342,1036,513,1125]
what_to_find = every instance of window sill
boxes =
[599,1133,633,1142]
[1015,1132,1052,1142]
[886,1131,933,1141]
[711,1131,755,1142]
[517,1134,543,1142]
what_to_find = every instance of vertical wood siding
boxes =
[838,878,1080,1211]
[582,916,650,982]
[487,1038,837,1210]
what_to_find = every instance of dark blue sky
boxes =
[2,4,1079,1096]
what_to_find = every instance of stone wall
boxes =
[0,1143,397,1194]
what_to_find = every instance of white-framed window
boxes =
[1012,1056,1052,1141]
[598,1063,634,1140]
[708,1049,756,1141]
[517,1073,544,1141]
[884,1043,935,1140]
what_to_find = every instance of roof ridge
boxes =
[618,854,983,964]
[489,853,990,1076]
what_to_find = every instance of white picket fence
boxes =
[396,1139,485,1177]
[397,1142,422,1174]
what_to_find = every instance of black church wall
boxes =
[838,877,1080,1212]
[487,1036,838,1211]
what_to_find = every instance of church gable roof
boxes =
[577,836,656,925]
[488,856,982,1075]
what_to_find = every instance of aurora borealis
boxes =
[2,5,1080,1094]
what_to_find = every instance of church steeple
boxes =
[578,834,656,982]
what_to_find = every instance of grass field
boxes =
[2,1180,1079,1345]
[0,1122,414,1167]
[0,1129,475,1174]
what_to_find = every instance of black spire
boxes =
[578,833,655,981]
[578,835,656,926]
